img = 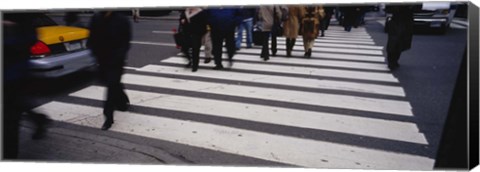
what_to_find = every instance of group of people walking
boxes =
[176,5,336,71]
[176,5,413,72]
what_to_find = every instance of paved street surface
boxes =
[15,11,467,170]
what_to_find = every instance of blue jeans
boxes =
[236,19,253,49]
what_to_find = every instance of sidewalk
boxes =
[16,119,189,164]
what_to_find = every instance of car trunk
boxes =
[36,26,89,55]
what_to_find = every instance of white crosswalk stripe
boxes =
[161,57,397,82]
[137,65,404,96]
[33,25,434,169]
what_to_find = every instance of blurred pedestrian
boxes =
[257,6,283,61]
[235,7,256,50]
[334,6,343,26]
[180,7,208,72]
[353,6,368,28]
[283,5,303,57]
[300,6,324,58]
[385,5,414,70]
[320,6,334,37]
[207,7,242,69]
[132,9,140,23]
[340,6,356,32]
[3,13,51,159]
[87,11,131,130]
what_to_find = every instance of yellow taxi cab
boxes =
[28,13,95,78]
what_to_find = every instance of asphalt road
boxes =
[16,11,468,169]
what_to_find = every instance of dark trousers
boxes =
[99,64,129,122]
[285,38,296,56]
[387,51,401,66]
[211,29,236,67]
[320,14,332,34]
[343,13,355,31]
[260,31,277,58]
[190,34,203,70]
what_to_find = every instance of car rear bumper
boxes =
[29,49,96,78]
[413,17,449,28]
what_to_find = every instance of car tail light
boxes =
[30,41,51,58]
[441,9,449,14]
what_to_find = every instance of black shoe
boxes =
[192,67,198,72]
[263,56,269,61]
[101,120,113,130]
[228,58,233,67]
[213,65,224,70]
[320,33,325,37]
[286,51,291,57]
[204,57,211,64]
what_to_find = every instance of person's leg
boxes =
[325,14,332,30]
[303,36,309,57]
[261,32,270,60]
[320,19,326,37]
[116,82,129,111]
[271,31,277,56]
[235,21,245,49]
[307,39,314,57]
[202,31,212,63]
[211,31,224,68]
[102,66,123,130]
[285,38,291,57]
[291,38,296,51]
[181,35,192,67]
[225,30,236,66]
[245,19,253,48]
[387,51,401,70]
[191,34,203,72]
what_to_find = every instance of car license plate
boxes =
[65,42,82,51]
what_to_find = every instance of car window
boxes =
[31,14,57,27]
[3,13,57,28]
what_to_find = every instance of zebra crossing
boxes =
[32,25,435,169]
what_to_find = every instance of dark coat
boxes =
[339,6,357,26]
[87,12,132,67]
[386,5,414,53]
[207,8,242,33]
[180,9,208,36]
